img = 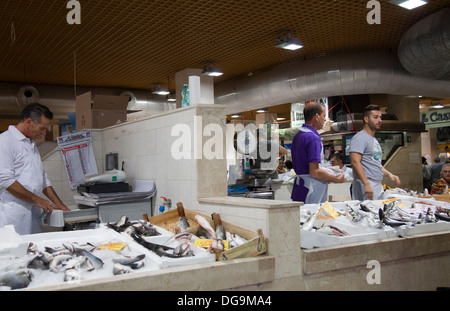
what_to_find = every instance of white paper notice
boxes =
[57,130,98,189]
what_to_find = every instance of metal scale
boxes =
[229,129,276,199]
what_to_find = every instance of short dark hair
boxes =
[304,102,324,122]
[330,152,345,164]
[285,160,293,169]
[19,103,53,123]
[363,104,380,123]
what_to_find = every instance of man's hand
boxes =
[389,174,401,187]
[33,197,56,215]
[364,183,374,200]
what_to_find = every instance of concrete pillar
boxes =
[175,68,214,108]
[386,95,420,122]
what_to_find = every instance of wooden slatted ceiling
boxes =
[0,0,449,91]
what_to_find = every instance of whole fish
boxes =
[64,268,81,282]
[0,269,33,290]
[302,213,317,231]
[49,255,72,272]
[378,208,407,227]
[75,249,104,270]
[195,215,217,239]
[212,213,226,240]
[177,202,190,231]
[113,263,132,275]
[112,254,145,266]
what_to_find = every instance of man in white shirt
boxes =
[0,103,70,234]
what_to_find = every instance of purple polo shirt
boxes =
[290,124,323,202]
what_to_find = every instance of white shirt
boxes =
[0,125,51,190]
[0,125,51,234]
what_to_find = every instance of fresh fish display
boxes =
[301,193,450,242]
[107,216,161,237]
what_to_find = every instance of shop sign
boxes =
[420,108,450,128]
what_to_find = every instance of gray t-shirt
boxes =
[349,130,383,181]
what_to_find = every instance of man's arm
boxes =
[350,152,374,199]
[309,162,345,183]
[382,167,401,187]
[43,186,70,211]
[6,181,57,214]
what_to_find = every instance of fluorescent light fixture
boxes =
[202,63,223,77]
[256,108,268,113]
[388,0,427,10]
[277,117,286,121]
[231,113,242,118]
[276,30,303,50]
[167,94,176,102]
[152,84,170,96]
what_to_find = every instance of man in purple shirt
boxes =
[291,102,345,203]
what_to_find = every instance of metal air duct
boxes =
[215,53,450,115]
[398,7,450,80]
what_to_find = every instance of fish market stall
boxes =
[0,206,268,291]
[300,194,450,249]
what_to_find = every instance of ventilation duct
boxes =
[120,91,138,110]
[16,85,39,107]
[215,53,450,115]
[398,7,450,80]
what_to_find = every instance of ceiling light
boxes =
[231,113,242,118]
[256,108,268,113]
[388,0,427,10]
[202,63,223,77]
[167,94,176,102]
[275,30,303,50]
[152,83,170,95]
[277,117,286,121]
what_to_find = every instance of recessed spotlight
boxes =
[388,0,427,10]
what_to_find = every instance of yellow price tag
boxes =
[317,201,339,220]
[194,239,229,250]
[382,198,398,205]
[97,243,127,251]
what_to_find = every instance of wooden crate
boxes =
[420,194,450,203]
[147,208,267,261]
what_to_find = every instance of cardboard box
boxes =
[76,91,129,130]
[147,208,267,261]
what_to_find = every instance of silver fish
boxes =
[64,268,81,282]
[112,254,145,266]
[49,255,72,272]
[113,263,132,275]
[75,249,104,270]
[302,212,317,231]
[0,269,33,290]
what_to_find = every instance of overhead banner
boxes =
[57,130,98,189]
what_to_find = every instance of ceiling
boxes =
[0,0,449,120]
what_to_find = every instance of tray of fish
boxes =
[300,198,450,249]
[0,227,160,290]
[138,233,216,269]
[103,215,216,268]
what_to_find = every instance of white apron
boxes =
[295,126,328,204]
[351,178,384,201]
[0,143,44,235]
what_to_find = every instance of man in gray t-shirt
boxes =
[349,105,401,200]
